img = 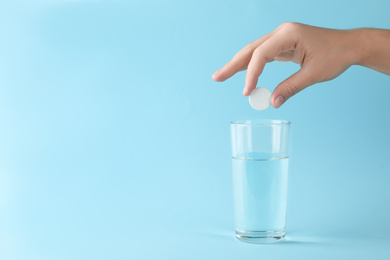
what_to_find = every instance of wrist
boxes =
[350,28,390,74]
[347,28,369,66]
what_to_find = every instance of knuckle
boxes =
[283,81,300,97]
[280,22,301,34]
[284,21,296,27]
[232,52,240,61]
[245,40,256,49]
[233,41,256,59]
[252,46,262,56]
[237,41,257,56]
[252,46,271,63]
[279,21,290,28]
[229,56,247,72]
[252,46,266,58]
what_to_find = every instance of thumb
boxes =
[271,68,315,108]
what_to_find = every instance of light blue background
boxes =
[1,0,390,259]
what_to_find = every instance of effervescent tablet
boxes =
[249,87,271,110]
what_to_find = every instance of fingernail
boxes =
[213,69,221,76]
[274,95,285,108]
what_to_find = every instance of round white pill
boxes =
[249,87,271,110]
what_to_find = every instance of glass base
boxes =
[235,229,285,244]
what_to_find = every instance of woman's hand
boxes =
[212,22,390,108]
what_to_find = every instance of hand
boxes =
[212,22,364,108]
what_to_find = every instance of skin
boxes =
[212,22,390,108]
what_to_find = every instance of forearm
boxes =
[354,28,390,75]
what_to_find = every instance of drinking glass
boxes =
[230,119,291,243]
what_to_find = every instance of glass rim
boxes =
[230,119,291,126]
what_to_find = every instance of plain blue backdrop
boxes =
[1,0,390,259]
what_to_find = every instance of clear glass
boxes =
[230,119,291,243]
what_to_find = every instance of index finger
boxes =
[212,33,274,82]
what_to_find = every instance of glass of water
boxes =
[230,119,291,243]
